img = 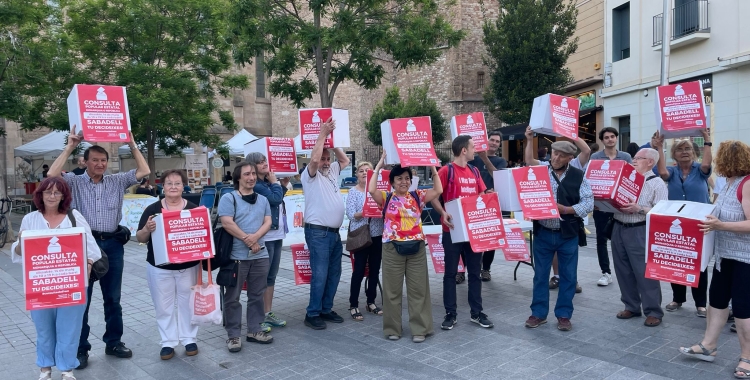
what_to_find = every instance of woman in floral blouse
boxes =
[369,152,442,343]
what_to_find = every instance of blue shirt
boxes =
[662,162,711,204]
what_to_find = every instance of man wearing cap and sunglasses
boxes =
[522,127,594,331]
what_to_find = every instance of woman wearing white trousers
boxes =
[137,169,200,360]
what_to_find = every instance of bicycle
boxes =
[0,196,12,248]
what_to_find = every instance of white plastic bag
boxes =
[190,261,222,326]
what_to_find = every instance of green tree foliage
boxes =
[483,0,578,125]
[365,85,447,146]
[229,0,464,108]
[61,0,249,179]
[0,0,85,135]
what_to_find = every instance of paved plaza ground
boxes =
[0,212,741,379]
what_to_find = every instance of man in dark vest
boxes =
[522,136,594,332]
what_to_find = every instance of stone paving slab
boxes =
[0,211,740,379]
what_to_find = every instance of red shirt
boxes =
[437,163,486,232]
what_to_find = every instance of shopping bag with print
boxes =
[190,260,223,326]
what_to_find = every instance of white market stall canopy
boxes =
[14,130,92,160]
[117,141,195,157]
[226,129,258,156]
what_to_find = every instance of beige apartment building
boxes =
[602,0,750,149]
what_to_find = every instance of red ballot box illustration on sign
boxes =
[654,81,708,138]
[244,137,298,177]
[67,84,131,142]
[425,234,465,274]
[291,243,312,285]
[450,113,488,152]
[529,94,580,139]
[298,108,351,149]
[500,227,530,262]
[151,207,215,266]
[645,201,716,287]
[511,166,559,220]
[381,116,440,166]
[22,228,88,311]
[362,169,391,217]
[585,160,645,213]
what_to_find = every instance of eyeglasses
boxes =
[164,183,183,188]
[42,191,63,198]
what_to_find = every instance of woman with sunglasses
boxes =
[136,170,200,360]
[218,162,272,353]
[12,177,101,380]
[653,130,712,317]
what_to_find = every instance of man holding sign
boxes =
[301,117,351,330]
[522,132,593,332]
[611,148,668,327]
[48,127,150,368]
[431,135,494,330]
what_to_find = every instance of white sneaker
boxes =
[597,273,612,286]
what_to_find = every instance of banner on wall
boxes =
[186,154,209,190]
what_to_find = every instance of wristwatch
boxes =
[638,206,646,215]
[704,142,713,147]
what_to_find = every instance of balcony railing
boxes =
[653,0,709,47]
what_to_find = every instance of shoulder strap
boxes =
[381,192,394,218]
[738,176,750,202]
[213,193,238,227]
[67,210,76,227]
[645,175,659,182]
[468,164,482,191]
[410,190,422,212]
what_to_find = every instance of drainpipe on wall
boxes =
[659,0,671,86]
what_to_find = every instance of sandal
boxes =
[736,358,750,379]
[679,342,717,362]
[367,303,383,316]
[349,307,364,321]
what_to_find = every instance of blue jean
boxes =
[79,238,125,352]
[266,239,283,286]
[531,228,579,319]
[304,227,343,317]
[32,302,87,371]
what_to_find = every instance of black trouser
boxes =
[481,250,495,271]
[442,232,483,316]
[349,237,383,308]
[670,269,708,308]
[593,210,612,274]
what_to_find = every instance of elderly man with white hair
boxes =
[612,147,669,327]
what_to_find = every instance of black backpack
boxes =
[202,195,236,271]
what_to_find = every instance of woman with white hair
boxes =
[653,130,712,317]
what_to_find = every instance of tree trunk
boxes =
[147,127,156,183]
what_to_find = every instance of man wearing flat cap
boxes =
[522,127,594,332]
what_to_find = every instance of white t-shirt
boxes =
[301,161,345,228]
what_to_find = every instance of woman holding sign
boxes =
[369,152,442,343]
[653,132,712,317]
[345,161,385,321]
[11,177,101,380]
[245,152,290,331]
[136,170,200,360]
[681,141,750,378]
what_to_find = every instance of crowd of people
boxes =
[9,119,750,379]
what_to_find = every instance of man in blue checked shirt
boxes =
[48,127,150,370]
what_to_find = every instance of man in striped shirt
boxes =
[611,148,668,327]
[48,128,150,369]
